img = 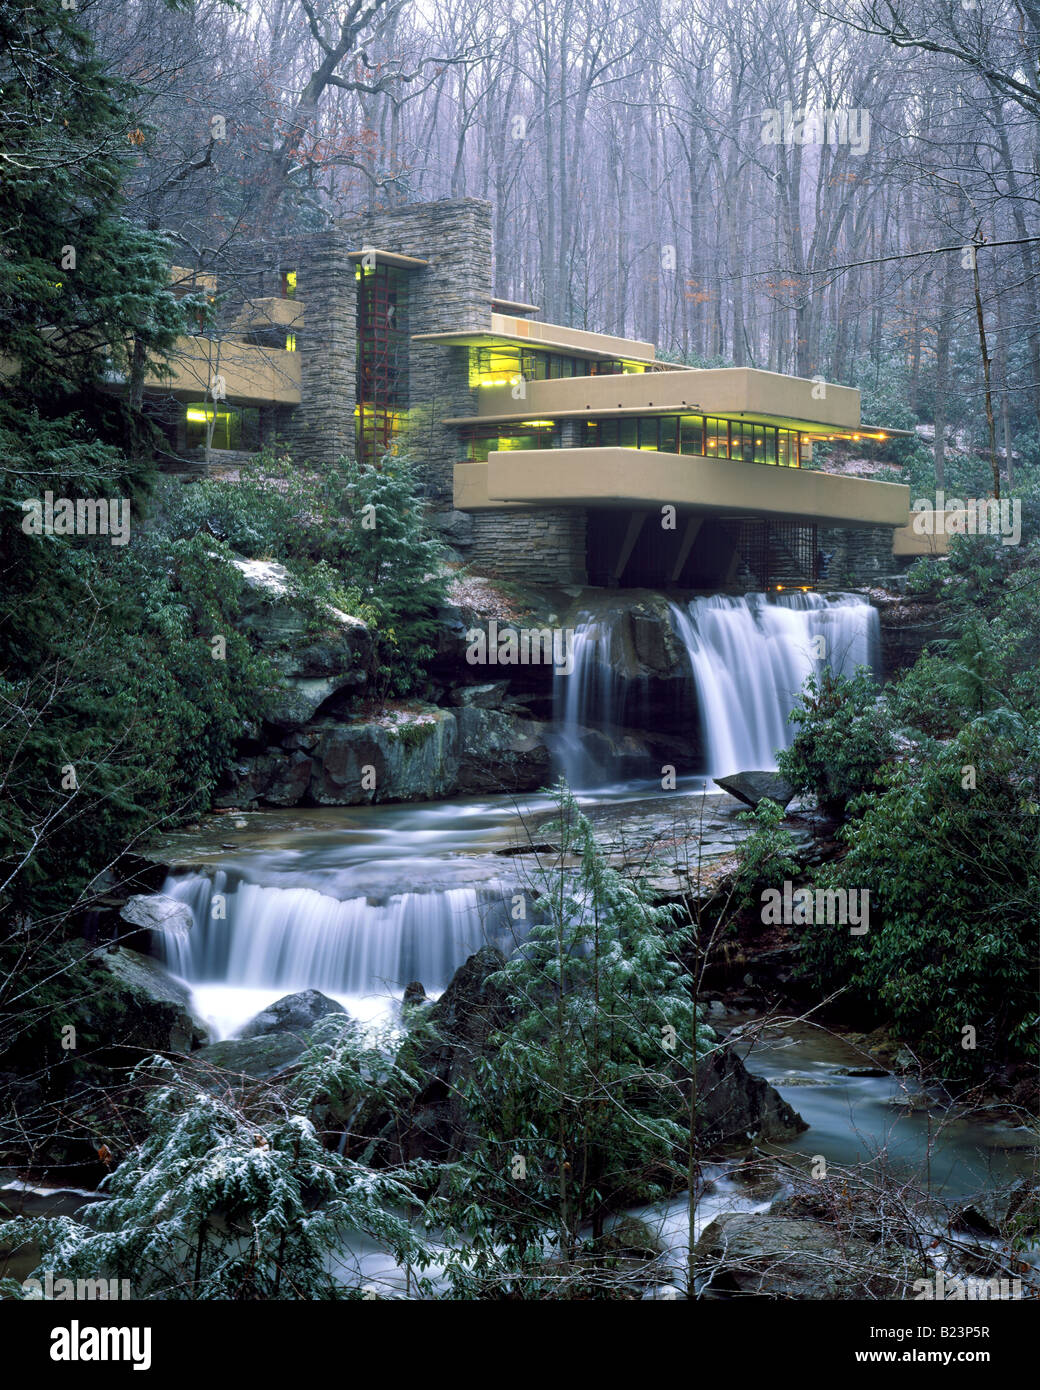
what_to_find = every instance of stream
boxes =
[7,592,1033,1298]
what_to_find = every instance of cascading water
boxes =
[555,591,879,784]
[671,591,879,777]
[156,868,517,1036]
[551,612,637,789]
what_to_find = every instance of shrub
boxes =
[777,668,897,816]
[798,714,1040,1076]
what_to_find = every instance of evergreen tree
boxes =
[441,781,713,1295]
[3,1032,434,1300]
[337,451,449,699]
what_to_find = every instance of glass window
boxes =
[638,417,659,450]
[762,427,777,465]
[704,417,727,458]
[658,417,679,453]
[679,415,704,456]
[618,419,637,448]
[736,422,753,463]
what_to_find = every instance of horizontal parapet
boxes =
[458,448,911,529]
[470,365,866,430]
[140,335,301,406]
[891,509,992,556]
[229,297,305,333]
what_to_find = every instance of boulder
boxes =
[952,1180,1040,1239]
[429,509,474,547]
[696,1045,806,1148]
[455,707,552,793]
[119,893,193,939]
[713,771,795,811]
[450,681,510,708]
[305,708,459,805]
[197,1032,307,1080]
[571,594,687,681]
[390,946,511,1164]
[695,1213,926,1299]
[215,749,314,809]
[63,943,210,1057]
[228,556,372,728]
[235,989,348,1040]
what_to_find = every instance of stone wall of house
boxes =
[467,508,588,584]
[817,524,900,589]
[281,199,492,498]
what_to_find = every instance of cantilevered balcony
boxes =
[455,446,911,530]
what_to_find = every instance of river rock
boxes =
[952,1180,1040,1238]
[235,989,349,1039]
[119,893,193,938]
[713,771,795,810]
[450,680,510,708]
[228,556,372,728]
[695,1213,926,1298]
[455,707,552,792]
[696,1045,807,1148]
[198,1032,307,1080]
[49,943,210,1059]
[389,946,511,1164]
[306,708,459,805]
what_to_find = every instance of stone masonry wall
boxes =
[281,200,493,498]
[818,524,900,589]
[468,508,588,584]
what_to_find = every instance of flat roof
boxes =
[347,248,429,269]
[412,329,672,366]
[490,296,541,315]
[441,405,913,438]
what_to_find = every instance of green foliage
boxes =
[1,1055,431,1299]
[886,651,974,739]
[798,716,1040,1076]
[732,799,801,908]
[0,0,190,414]
[335,452,450,699]
[155,447,450,699]
[440,782,712,1292]
[777,667,897,816]
[0,422,275,920]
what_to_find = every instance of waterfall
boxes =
[555,591,879,784]
[551,612,637,789]
[156,871,516,1036]
[670,591,879,777]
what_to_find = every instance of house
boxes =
[146,198,919,589]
